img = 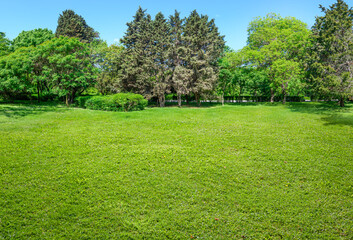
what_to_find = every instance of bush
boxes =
[75,96,94,108]
[84,93,147,112]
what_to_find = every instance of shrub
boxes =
[75,96,94,108]
[84,93,147,112]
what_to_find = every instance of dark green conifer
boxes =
[169,11,190,107]
[310,0,353,106]
[120,7,154,98]
[183,10,225,105]
[55,10,98,43]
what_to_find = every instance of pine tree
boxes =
[55,10,98,43]
[310,0,353,107]
[183,10,225,106]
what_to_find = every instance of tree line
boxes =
[218,0,353,107]
[1,0,353,107]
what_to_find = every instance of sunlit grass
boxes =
[0,102,352,239]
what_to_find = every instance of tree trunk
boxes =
[37,84,41,103]
[177,92,182,108]
[159,95,165,107]
[221,93,224,106]
[339,97,345,107]
[270,88,275,103]
[65,94,69,107]
[283,93,287,104]
[195,93,201,107]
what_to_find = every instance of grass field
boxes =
[0,102,352,239]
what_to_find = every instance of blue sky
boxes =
[0,0,344,50]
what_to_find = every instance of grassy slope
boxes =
[0,102,352,239]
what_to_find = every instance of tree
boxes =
[0,32,11,57]
[55,10,99,43]
[150,12,171,107]
[270,59,303,104]
[245,14,311,102]
[169,11,190,107]
[95,43,124,95]
[12,28,54,50]
[120,7,154,98]
[218,58,234,105]
[36,37,97,105]
[0,47,33,100]
[309,0,353,107]
[183,10,225,106]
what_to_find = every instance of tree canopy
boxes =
[12,28,54,50]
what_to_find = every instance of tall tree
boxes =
[120,7,154,98]
[55,10,99,43]
[183,10,225,105]
[245,14,311,102]
[36,37,97,105]
[309,0,353,107]
[150,12,171,107]
[169,11,190,107]
[12,28,54,50]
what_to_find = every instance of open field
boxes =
[0,102,352,239]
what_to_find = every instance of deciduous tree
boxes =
[12,28,54,50]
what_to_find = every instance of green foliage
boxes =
[34,36,97,105]
[0,47,33,100]
[94,43,124,95]
[55,9,99,43]
[74,95,94,108]
[84,93,147,111]
[271,59,303,103]
[0,32,11,57]
[183,10,225,105]
[120,8,224,107]
[120,7,154,99]
[243,14,311,102]
[308,0,353,107]
[11,28,54,50]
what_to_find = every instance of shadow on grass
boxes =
[149,101,262,108]
[286,102,353,127]
[0,101,67,119]
[149,102,222,108]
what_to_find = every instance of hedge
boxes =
[82,93,148,112]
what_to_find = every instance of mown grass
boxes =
[0,102,352,239]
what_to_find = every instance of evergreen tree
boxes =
[169,11,190,107]
[55,10,98,43]
[309,0,353,107]
[150,12,171,107]
[120,7,154,98]
[183,10,225,106]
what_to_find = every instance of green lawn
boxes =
[0,102,352,239]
